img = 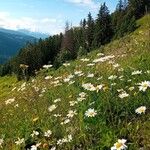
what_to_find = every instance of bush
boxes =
[53,49,72,68]
[77,46,87,57]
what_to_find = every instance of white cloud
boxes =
[66,0,99,9]
[0,11,64,35]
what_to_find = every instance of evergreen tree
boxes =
[128,0,150,19]
[93,3,113,47]
[86,12,95,51]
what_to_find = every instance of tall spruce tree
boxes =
[128,0,150,19]
[86,12,94,51]
[93,3,113,47]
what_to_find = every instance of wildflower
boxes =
[108,75,117,80]
[54,98,61,103]
[67,134,73,142]
[138,81,150,92]
[64,78,71,82]
[97,53,104,56]
[0,139,4,147]
[74,70,82,75]
[77,97,86,102]
[67,110,77,118]
[96,84,104,92]
[118,92,129,99]
[45,76,52,80]
[48,104,57,112]
[53,114,62,117]
[44,130,52,137]
[80,58,90,62]
[132,70,142,75]
[78,73,84,76]
[15,138,24,145]
[30,143,41,150]
[50,147,56,150]
[69,101,78,106]
[87,73,94,78]
[63,118,70,124]
[57,139,63,145]
[118,68,124,72]
[34,87,39,92]
[111,139,127,150]
[117,89,124,92]
[69,81,75,85]
[93,55,115,63]
[135,106,146,114]
[43,64,53,69]
[113,63,120,68]
[146,70,150,74]
[32,117,39,122]
[87,63,95,66]
[5,98,15,105]
[14,104,18,108]
[79,92,87,98]
[12,87,16,91]
[82,83,96,91]
[85,108,97,117]
[31,131,39,137]
[68,74,74,79]
[97,76,103,80]
[129,86,135,91]
[61,118,70,125]
[21,82,26,88]
[111,83,117,86]
[63,63,70,67]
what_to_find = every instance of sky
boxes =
[0,0,118,35]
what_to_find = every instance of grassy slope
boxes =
[0,15,150,150]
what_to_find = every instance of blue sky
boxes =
[0,0,118,35]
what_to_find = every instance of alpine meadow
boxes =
[0,0,150,150]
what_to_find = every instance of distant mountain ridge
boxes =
[17,29,49,39]
[0,28,37,64]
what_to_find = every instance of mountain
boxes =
[17,29,50,39]
[0,28,36,64]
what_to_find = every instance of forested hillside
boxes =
[0,0,149,77]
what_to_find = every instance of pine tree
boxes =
[93,3,113,47]
[128,0,150,19]
[86,12,94,51]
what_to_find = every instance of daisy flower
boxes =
[44,130,52,137]
[48,104,57,112]
[111,139,127,150]
[15,138,24,145]
[138,81,150,92]
[85,108,97,117]
[135,106,146,114]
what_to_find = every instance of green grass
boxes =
[0,15,150,150]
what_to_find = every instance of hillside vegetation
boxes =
[0,15,150,150]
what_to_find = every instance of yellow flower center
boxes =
[116,142,123,149]
[143,83,148,87]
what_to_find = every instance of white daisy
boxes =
[44,130,52,137]
[15,138,24,145]
[135,106,146,114]
[48,104,57,112]
[138,81,150,92]
[111,139,127,150]
[85,108,97,117]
